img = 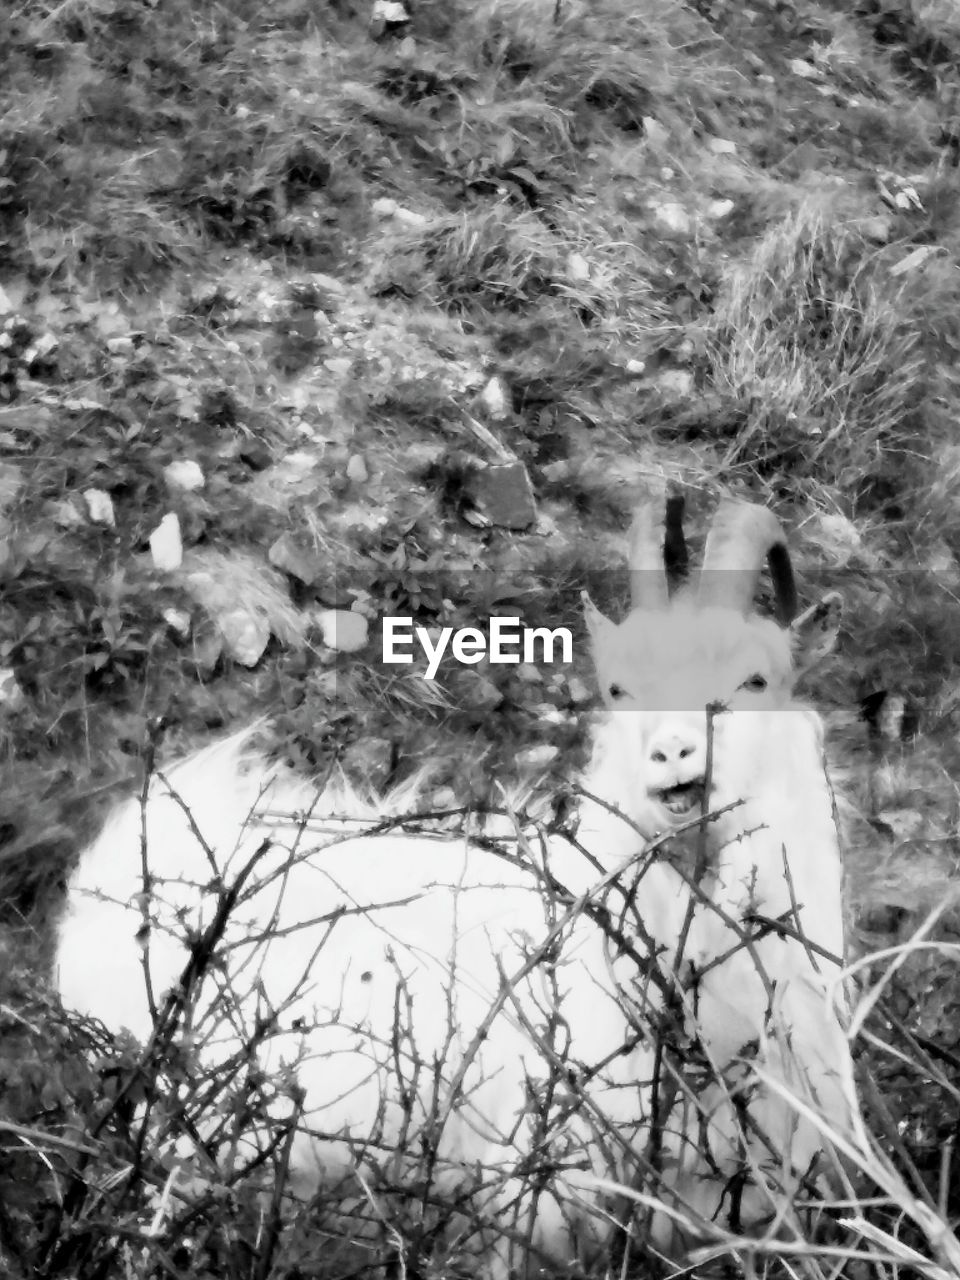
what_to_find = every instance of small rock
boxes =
[393,206,429,228]
[652,202,691,235]
[62,397,104,412]
[707,198,735,219]
[220,608,271,667]
[323,356,354,377]
[463,673,504,710]
[24,332,57,364]
[106,336,135,357]
[625,358,646,375]
[161,601,192,637]
[706,137,737,155]
[370,197,427,227]
[534,510,561,539]
[316,609,369,653]
[890,245,939,278]
[370,0,410,35]
[465,461,537,531]
[163,459,205,492]
[860,215,892,243]
[49,498,84,528]
[149,513,183,571]
[566,676,593,705]
[479,375,510,420]
[309,272,348,307]
[83,488,115,527]
[517,744,559,770]
[532,702,567,726]
[540,460,569,483]
[641,116,670,147]
[268,533,323,585]
[515,663,542,685]
[676,338,695,362]
[163,607,192,639]
[346,453,369,484]
[655,369,694,396]
[789,58,819,79]
[0,667,26,713]
[566,252,591,282]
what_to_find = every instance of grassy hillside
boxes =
[3,0,960,1274]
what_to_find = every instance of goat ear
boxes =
[791,591,842,674]
[581,591,615,651]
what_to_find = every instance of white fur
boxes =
[58,731,657,1271]
[56,598,858,1271]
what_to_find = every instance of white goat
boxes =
[55,494,858,1273]
[580,499,856,1240]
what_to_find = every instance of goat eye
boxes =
[740,674,768,693]
[608,682,627,700]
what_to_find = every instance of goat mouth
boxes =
[653,779,706,818]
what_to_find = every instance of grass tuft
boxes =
[369,205,564,313]
[708,200,943,512]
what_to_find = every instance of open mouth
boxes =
[654,778,706,817]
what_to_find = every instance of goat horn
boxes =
[698,500,798,623]
[663,491,688,589]
[627,483,670,610]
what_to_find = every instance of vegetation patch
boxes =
[2,0,960,1273]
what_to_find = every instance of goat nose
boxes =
[648,732,700,766]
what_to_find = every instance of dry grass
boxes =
[708,199,936,509]
[369,206,565,313]
[467,0,730,119]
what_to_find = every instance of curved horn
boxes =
[627,484,670,610]
[663,491,688,589]
[698,501,798,624]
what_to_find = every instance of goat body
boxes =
[57,727,659,1271]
